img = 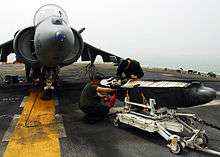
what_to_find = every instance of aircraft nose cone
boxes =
[55,31,66,42]
[197,86,216,102]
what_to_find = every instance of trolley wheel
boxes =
[194,133,208,149]
[113,118,120,127]
[169,140,183,155]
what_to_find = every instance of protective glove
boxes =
[107,94,116,109]
[102,95,110,102]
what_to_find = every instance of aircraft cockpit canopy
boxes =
[33,4,69,26]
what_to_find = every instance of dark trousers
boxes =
[80,101,109,118]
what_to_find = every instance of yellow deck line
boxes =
[4,91,61,157]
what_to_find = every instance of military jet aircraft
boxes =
[0,4,121,98]
[0,4,216,108]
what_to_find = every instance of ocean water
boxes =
[141,56,220,74]
[143,63,220,74]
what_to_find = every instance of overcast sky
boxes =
[1,0,220,72]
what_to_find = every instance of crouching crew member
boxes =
[116,58,144,80]
[79,73,116,122]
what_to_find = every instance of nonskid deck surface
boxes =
[0,63,219,157]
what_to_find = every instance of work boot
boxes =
[109,107,124,114]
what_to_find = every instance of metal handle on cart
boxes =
[124,97,156,115]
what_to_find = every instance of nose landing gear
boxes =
[41,66,59,100]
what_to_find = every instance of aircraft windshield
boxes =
[33,4,69,26]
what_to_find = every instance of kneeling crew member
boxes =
[79,74,116,121]
[116,58,144,80]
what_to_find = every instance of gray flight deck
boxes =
[0,63,219,157]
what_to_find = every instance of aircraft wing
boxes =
[81,42,122,63]
[0,40,14,62]
[0,40,123,63]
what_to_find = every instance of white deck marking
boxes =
[54,97,66,138]
[3,94,66,144]
[3,91,61,157]
[2,114,20,142]
[201,99,220,106]
[54,98,66,138]
[185,99,220,109]
[19,96,28,108]
[55,114,67,138]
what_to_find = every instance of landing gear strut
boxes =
[41,66,59,100]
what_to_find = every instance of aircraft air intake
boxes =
[13,27,39,65]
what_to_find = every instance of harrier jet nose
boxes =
[55,31,66,42]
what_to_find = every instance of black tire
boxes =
[169,141,183,155]
[194,133,208,149]
[113,118,120,127]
